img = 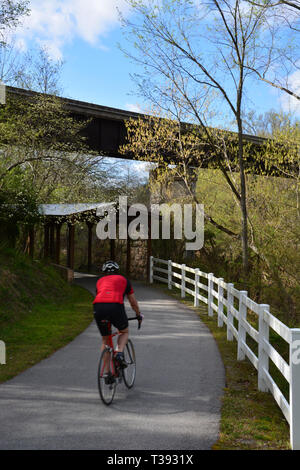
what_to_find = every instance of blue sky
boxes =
[12,0,299,119]
[11,1,153,179]
[61,32,141,111]
[9,0,299,180]
[14,0,143,112]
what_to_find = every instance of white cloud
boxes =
[279,70,300,115]
[15,0,131,59]
[125,103,142,113]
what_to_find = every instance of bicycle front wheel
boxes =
[98,348,116,405]
[122,339,136,388]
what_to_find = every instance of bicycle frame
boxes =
[99,316,140,379]
[97,316,141,404]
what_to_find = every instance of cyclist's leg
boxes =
[116,327,129,353]
[101,342,111,374]
[101,335,110,351]
[94,304,112,337]
[93,304,112,371]
[111,304,129,353]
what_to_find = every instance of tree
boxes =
[0,167,39,247]
[0,42,64,94]
[121,0,272,272]
[244,0,300,101]
[0,92,106,205]
[0,90,118,252]
[243,109,296,137]
[121,111,239,238]
[14,46,64,95]
[0,0,29,45]
[246,1,300,18]
[253,117,300,215]
[243,109,300,216]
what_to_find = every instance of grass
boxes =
[0,285,92,383]
[0,247,93,383]
[153,281,291,450]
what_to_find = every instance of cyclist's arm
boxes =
[127,293,141,317]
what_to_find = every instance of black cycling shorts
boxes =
[93,303,128,336]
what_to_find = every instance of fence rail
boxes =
[150,256,300,450]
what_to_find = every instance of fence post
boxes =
[0,340,6,365]
[217,278,224,327]
[258,304,270,392]
[208,273,214,316]
[168,260,172,290]
[194,269,200,307]
[149,256,154,284]
[181,264,186,298]
[289,328,300,450]
[226,283,234,341]
[237,291,248,361]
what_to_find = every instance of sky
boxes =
[8,0,300,178]
[12,0,299,115]
[14,0,142,111]
[12,0,152,179]
[8,0,300,182]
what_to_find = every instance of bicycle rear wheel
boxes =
[98,348,116,405]
[122,339,136,388]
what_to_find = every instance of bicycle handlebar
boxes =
[128,314,144,330]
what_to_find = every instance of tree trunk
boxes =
[237,114,249,273]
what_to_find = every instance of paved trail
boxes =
[0,274,225,450]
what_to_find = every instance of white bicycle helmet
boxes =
[102,260,120,273]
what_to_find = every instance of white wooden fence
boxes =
[0,340,5,365]
[149,256,300,450]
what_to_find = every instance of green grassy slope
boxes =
[0,248,93,383]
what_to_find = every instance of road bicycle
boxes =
[97,316,142,405]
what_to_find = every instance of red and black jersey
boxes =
[93,274,134,304]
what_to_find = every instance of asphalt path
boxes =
[0,274,225,450]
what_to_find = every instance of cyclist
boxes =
[93,260,142,368]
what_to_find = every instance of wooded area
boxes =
[1,1,300,325]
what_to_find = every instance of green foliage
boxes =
[0,93,88,153]
[255,120,300,179]
[0,168,39,220]
[0,168,40,246]
[0,91,103,246]
[0,246,70,326]
[152,164,300,325]
[0,245,92,383]
[197,168,300,325]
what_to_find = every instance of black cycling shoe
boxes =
[115,352,127,369]
[104,373,115,385]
